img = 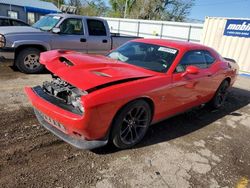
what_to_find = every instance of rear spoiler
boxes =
[223,57,236,64]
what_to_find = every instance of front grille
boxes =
[32,86,82,115]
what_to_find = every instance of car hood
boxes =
[40,50,155,91]
[0,26,42,35]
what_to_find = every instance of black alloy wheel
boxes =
[111,100,152,149]
[209,80,229,109]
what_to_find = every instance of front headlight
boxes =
[0,34,5,48]
[72,97,85,114]
[70,88,87,114]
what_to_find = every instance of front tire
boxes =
[209,80,229,109]
[16,48,44,73]
[111,100,152,149]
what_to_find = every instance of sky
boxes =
[190,0,250,21]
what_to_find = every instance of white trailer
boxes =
[201,17,250,74]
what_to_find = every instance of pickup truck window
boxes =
[60,18,84,35]
[87,19,107,36]
[33,15,61,31]
[108,42,178,73]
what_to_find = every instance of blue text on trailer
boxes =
[224,19,250,38]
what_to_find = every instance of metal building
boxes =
[201,17,250,74]
[0,0,60,25]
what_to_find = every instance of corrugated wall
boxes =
[201,17,250,74]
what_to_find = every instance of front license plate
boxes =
[40,111,66,132]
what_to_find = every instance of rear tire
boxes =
[111,100,152,149]
[16,48,44,73]
[209,80,229,109]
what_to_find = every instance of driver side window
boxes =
[59,18,84,35]
[175,50,210,73]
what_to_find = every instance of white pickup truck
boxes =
[0,14,140,73]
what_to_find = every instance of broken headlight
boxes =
[71,96,85,114]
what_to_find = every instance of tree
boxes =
[129,0,163,20]
[41,0,65,8]
[68,0,83,7]
[81,0,109,16]
[108,0,136,18]
[62,0,107,16]
[109,0,194,22]
[163,0,194,21]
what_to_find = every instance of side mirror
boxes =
[52,27,60,34]
[181,65,199,77]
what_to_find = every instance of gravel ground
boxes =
[0,62,249,188]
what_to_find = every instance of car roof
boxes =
[132,38,210,51]
[47,13,104,20]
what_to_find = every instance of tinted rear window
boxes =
[87,19,107,36]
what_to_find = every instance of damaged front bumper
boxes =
[25,87,108,150]
[34,109,108,150]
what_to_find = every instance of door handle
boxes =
[80,38,86,42]
[102,39,108,43]
[205,71,212,77]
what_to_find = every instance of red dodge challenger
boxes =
[25,39,238,149]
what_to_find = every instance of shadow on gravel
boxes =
[93,87,250,154]
[9,65,51,74]
[9,65,19,72]
[0,63,51,80]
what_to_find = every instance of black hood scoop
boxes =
[59,57,74,66]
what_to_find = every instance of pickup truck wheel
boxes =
[208,80,229,109]
[111,100,151,149]
[16,48,44,73]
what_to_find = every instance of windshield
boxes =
[33,15,62,31]
[107,42,178,73]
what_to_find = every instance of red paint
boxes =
[25,39,239,141]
